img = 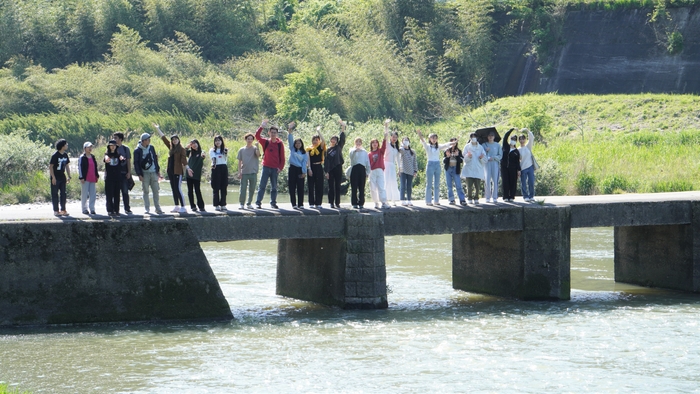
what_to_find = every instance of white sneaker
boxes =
[408,201,413,206]
[375,203,380,209]
[382,203,390,209]
[221,206,227,211]
[401,201,408,206]
[425,202,433,206]
[178,207,187,213]
[468,199,474,204]
[170,207,179,213]
[215,206,221,211]
[246,204,253,209]
[240,204,245,209]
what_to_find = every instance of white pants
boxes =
[369,168,387,204]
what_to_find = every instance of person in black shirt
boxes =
[49,139,71,216]
[104,140,125,216]
[501,129,521,202]
[323,120,347,208]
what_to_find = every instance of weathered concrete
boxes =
[452,206,571,300]
[0,220,232,326]
[276,213,387,309]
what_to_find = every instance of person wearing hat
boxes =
[133,132,164,214]
[153,124,192,213]
[78,141,99,215]
[254,119,286,209]
[104,139,125,216]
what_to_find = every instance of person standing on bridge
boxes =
[104,139,125,216]
[349,137,370,209]
[306,126,326,208]
[368,130,390,210]
[255,119,286,209]
[501,129,520,202]
[518,128,536,202]
[49,139,71,216]
[383,121,401,206]
[237,133,260,209]
[398,137,418,206]
[133,133,164,215]
[417,130,455,206]
[210,135,229,211]
[287,122,309,209]
[153,124,192,213]
[461,133,487,204]
[482,130,502,203]
[444,138,466,206]
[78,142,99,215]
[113,132,133,214]
[186,139,206,212]
[324,121,347,209]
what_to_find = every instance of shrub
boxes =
[600,174,635,194]
[650,180,693,192]
[534,158,564,196]
[0,130,53,187]
[575,172,597,195]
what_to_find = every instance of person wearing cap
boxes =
[254,119,286,209]
[104,139,125,216]
[78,141,99,215]
[133,132,164,214]
[153,124,192,214]
[113,132,133,214]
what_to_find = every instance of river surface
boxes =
[2,187,700,392]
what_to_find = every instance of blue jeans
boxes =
[400,173,414,201]
[256,166,278,205]
[425,161,441,203]
[445,166,465,203]
[520,165,535,199]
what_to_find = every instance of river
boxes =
[1,189,700,392]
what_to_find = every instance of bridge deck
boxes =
[2,192,699,241]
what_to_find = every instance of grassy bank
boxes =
[1,94,698,205]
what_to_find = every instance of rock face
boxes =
[493,7,700,96]
[0,220,232,326]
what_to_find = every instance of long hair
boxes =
[188,139,202,158]
[170,135,184,156]
[105,140,119,158]
[293,138,305,153]
[428,133,438,149]
[389,131,400,151]
[213,135,225,154]
[403,137,414,156]
[369,138,380,151]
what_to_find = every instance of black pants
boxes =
[211,164,228,207]
[187,178,205,210]
[120,172,130,211]
[50,177,67,212]
[502,167,518,200]
[308,163,324,206]
[288,165,305,207]
[105,178,122,213]
[327,165,342,206]
[350,164,366,207]
[169,173,185,206]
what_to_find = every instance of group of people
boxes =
[48,120,536,216]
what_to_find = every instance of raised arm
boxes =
[153,124,171,149]
[503,128,515,150]
[527,130,534,150]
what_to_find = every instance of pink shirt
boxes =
[369,140,386,171]
[86,156,98,183]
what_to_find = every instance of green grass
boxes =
[0,383,31,394]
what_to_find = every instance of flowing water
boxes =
[2,186,700,392]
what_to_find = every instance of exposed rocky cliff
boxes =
[492,7,700,96]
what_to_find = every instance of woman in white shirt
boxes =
[417,129,455,206]
[383,120,401,205]
[518,128,536,202]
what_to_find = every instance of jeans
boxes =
[425,161,441,203]
[256,166,279,205]
[484,161,500,200]
[141,171,161,213]
[81,181,96,212]
[520,165,535,199]
[400,173,414,201]
[51,177,67,212]
[445,166,465,202]
[239,173,257,205]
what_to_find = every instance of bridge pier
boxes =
[452,206,571,300]
[614,203,700,292]
[277,213,388,309]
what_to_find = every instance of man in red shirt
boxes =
[255,119,286,209]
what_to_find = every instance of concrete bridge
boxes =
[1,192,699,326]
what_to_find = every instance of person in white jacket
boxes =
[518,128,536,202]
[461,133,487,204]
[349,138,371,209]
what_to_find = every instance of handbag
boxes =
[532,154,540,171]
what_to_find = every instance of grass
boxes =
[0,383,31,394]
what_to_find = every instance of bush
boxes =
[575,172,597,195]
[0,130,53,187]
[534,158,564,196]
[600,174,635,194]
[651,180,693,192]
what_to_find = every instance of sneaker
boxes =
[270,203,279,209]
[468,199,474,204]
[298,205,304,209]
[170,207,179,213]
[240,204,245,209]
[316,205,321,208]
[358,205,364,209]
[59,210,68,216]
[292,205,298,209]
[382,203,390,209]
[246,204,253,209]
[401,201,408,206]
[256,203,262,209]
[83,210,89,215]
[408,201,413,206]
[435,202,441,206]
[221,206,227,211]
[90,211,96,215]
[460,201,467,206]
[54,211,61,216]
[114,212,121,216]
[375,203,380,209]
[426,202,433,206]
[449,201,456,205]
[179,207,187,213]
[125,210,133,214]
[155,210,164,214]
[144,209,150,214]
[474,200,480,205]
[191,207,198,212]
